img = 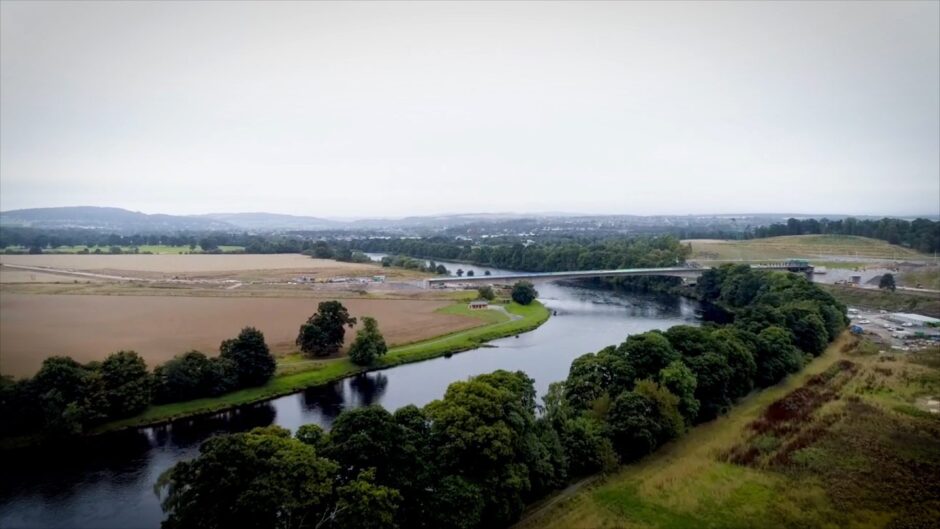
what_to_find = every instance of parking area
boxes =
[848,308,940,351]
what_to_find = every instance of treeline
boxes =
[0,328,276,437]
[0,301,392,439]
[0,227,329,254]
[749,217,940,253]
[355,235,690,272]
[155,266,846,529]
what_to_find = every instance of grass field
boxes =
[515,336,940,529]
[821,284,940,318]
[686,235,928,261]
[900,267,940,290]
[89,300,550,434]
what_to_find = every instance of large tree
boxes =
[348,317,388,366]
[156,426,337,529]
[510,281,538,305]
[616,332,680,381]
[879,273,897,291]
[296,301,357,356]
[99,350,152,418]
[220,327,276,387]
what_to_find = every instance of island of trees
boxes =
[153,265,847,529]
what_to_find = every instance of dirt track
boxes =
[0,294,480,377]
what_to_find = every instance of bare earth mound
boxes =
[0,294,480,377]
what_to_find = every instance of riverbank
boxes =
[91,300,549,434]
[0,300,549,449]
[514,335,940,528]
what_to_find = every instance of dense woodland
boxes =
[355,235,691,272]
[152,266,846,529]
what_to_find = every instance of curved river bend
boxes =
[0,262,701,529]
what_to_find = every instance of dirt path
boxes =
[511,475,601,528]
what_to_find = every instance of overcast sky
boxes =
[1,1,938,218]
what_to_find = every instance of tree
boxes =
[220,327,276,387]
[616,332,680,381]
[466,270,475,277]
[605,391,665,461]
[658,360,699,425]
[563,348,634,411]
[711,328,756,400]
[484,270,492,276]
[347,317,388,366]
[754,326,803,387]
[456,268,465,277]
[296,301,357,357]
[779,303,829,356]
[156,426,337,529]
[663,325,714,357]
[683,352,733,422]
[477,285,496,301]
[324,406,405,485]
[332,469,401,529]
[633,379,683,442]
[425,371,543,527]
[421,475,485,529]
[879,273,896,291]
[511,281,538,305]
[153,351,237,403]
[99,350,152,418]
[559,415,619,476]
[31,356,98,435]
[435,264,448,275]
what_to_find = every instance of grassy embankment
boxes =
[91,300,549,434]
[687,235,928,263]
[900,267,940,290]
[2,244,245,254]
[516,336,940,529]
[822,284,940,318]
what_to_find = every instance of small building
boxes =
[886,313,940,327]
[468,300,489,310]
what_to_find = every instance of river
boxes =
[0,261,701,529]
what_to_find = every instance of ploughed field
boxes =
[0,294,481,377]
[0,254,471,378]
[0,253,421,282]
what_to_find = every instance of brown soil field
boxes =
[0,254,420,282]
[0,254,362,272]
[0,293,481,377]
[0,269,103,283]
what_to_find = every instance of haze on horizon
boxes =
[1,1,938,218]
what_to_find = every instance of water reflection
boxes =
[302,381,346,419]
[349,372,389,406]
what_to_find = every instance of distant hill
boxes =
[197,212,341,231]
[0,207,235,232]
[2,206,935,235]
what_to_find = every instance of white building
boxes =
[887,313,940,327]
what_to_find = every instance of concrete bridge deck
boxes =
[425,262,812,287]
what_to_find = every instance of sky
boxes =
[1,1,938,218]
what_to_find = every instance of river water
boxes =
[0,261,701,529]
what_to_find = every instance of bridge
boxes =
[425,262,813,287]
